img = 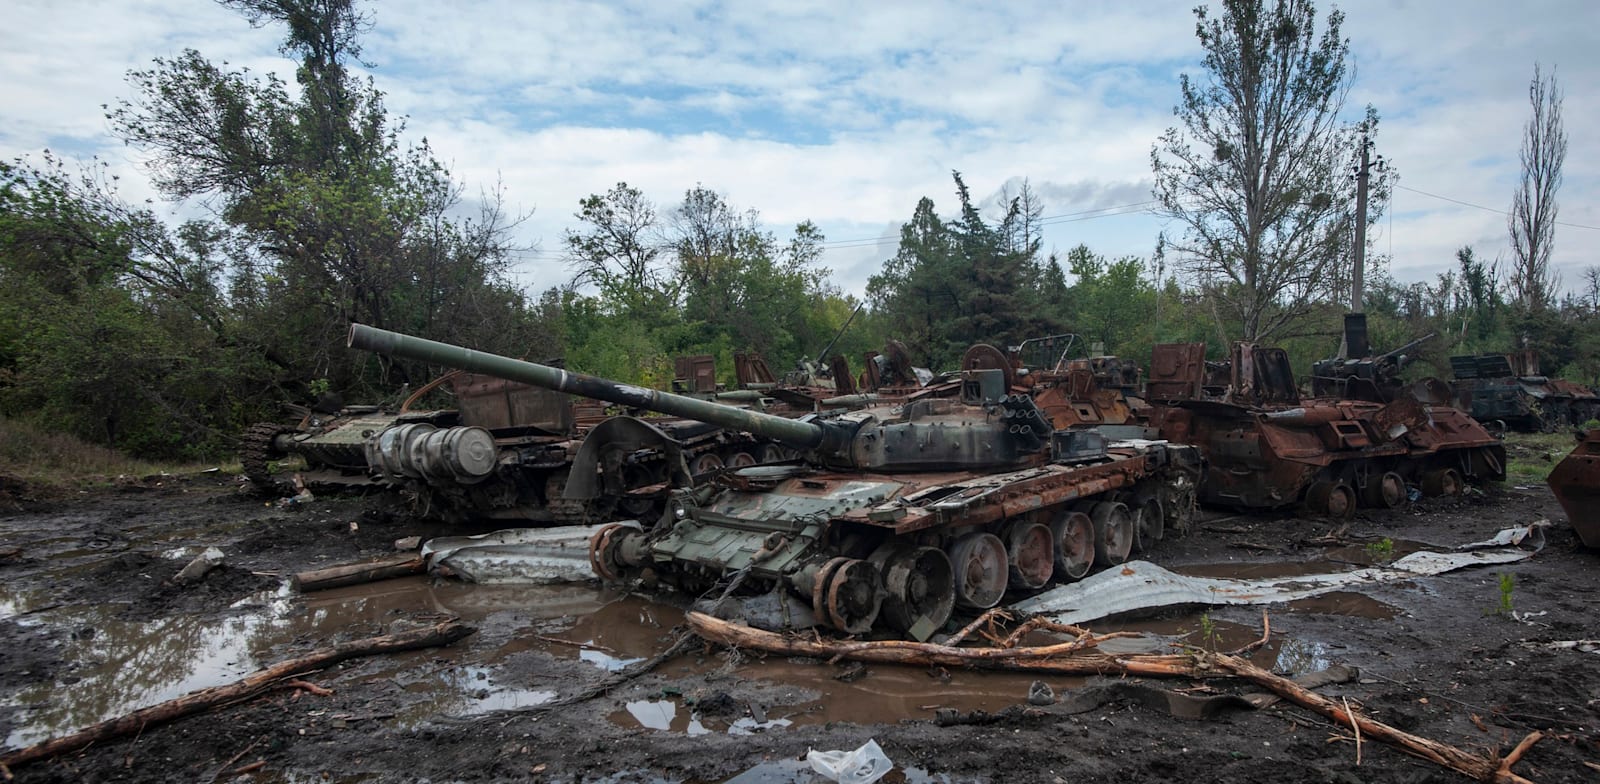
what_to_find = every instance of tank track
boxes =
[240,421,293,494]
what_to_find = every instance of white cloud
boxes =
[3,0,1598,302]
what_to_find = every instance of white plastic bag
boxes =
[806,739,893,784]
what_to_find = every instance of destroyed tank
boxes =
[1450,350,1600,432]
[244,368,779,524]
[1148,315,1505,517]
[347,323,1203,641]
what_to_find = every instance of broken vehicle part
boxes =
[1547,429,1600,547]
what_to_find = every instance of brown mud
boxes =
[1,477,1597,782]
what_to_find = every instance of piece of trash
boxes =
[1459,520,1547,552]
[173,546,225,584]
[807,739,893,784]
[1028,681,1055,706]
[1015,547,1536,625]
[394,536,422,551]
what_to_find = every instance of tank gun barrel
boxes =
[1380,333,1434,366]
[348,324,847,453]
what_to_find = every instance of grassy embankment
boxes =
[0,417,236,497]
[1500,430,1584,485]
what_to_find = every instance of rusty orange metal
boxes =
[1547,429,1600,548]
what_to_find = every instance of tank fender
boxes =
[567,416,690,500]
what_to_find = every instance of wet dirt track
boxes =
[2,477,1598,783]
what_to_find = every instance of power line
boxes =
[1395,184,1600,231]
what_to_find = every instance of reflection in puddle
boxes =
[622,699,712,736]
[580,648,647,672]
[3,578,634,748]
[1274,638,1334,674]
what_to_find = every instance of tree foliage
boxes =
[108,0,531,395]
[1507,63,1566,313]
[868,173,1048,368]
[1152,0,1389,343]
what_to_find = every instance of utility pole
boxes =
[1339,132,1383,358]
[1352,133,1378,313]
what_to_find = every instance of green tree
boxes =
[0,154,265,456]
[1152,0,1389,342]
[107,0,531,396]
[1508,64,1566,313]
[870,173,1047,368]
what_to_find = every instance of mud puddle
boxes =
[8,551,1391,750]
[3,576,665,747]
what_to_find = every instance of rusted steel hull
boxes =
[1148,340,1506,516]
[1547,430,1600,547]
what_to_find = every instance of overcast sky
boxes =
[4,0,1597,302]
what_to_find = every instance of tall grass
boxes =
[0,416,229,494]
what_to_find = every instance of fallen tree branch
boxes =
[686,612,1198,676]
[1207,652,1541,784]
[0,620,473,769]
[687,613,1542,784]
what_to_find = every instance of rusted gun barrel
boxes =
[347,323,850,454]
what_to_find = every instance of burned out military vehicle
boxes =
[243,369,776,524]
[348,323,1203,640]
[1147,316,1505,517]
[1547,428,1600,548]
[1450,350,1600,432]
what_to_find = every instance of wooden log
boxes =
[1208,652,1541,784]
[0,620,473,769]
[685,611,1198,677]
[291,553,425,592]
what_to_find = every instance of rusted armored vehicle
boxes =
[348,323,1203,640]
[1450,350,1600,432]
[244,370,775,523]
[1547,429,1600,548]
[1005,334,1148,430]
[1148,317,1505,517]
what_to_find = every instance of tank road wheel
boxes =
[757,444,788,464]
[1421,467,1465,497]
[1362,471,1407,509]
[725,450,758,469]
[616,463,662,518]
[1002,520,1055,590]
[1049,510,1095,580]
[1088,502,1135,567]
[689,452,725,475]
[823,559,885,634]
[1131,494,1165,551]
[1305,480,1356,519]
[877,547,956,640]
[947,533,1008,610]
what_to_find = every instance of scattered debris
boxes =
[422,525,615,584]
[807,739,892,784]
[292,553,425,592]
[1459,520,1547,552]
[1014,542,1537,625]
[393,535,422,551]
[172,546,225,585]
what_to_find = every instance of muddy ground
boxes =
[1,475,1597,783]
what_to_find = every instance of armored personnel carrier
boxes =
[1147,316,1505,517]
[347,323,1203,640]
